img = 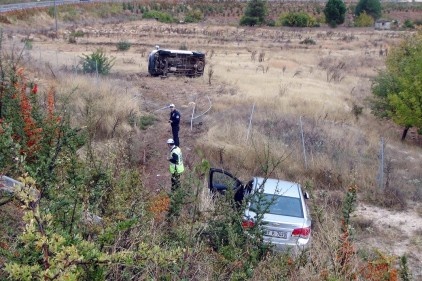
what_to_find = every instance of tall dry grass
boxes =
[55,75,141,138]
[193,27,420,198]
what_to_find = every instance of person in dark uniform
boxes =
[168,103,180,147]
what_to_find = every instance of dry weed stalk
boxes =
[256,65,265,73]
[251,50,257,61]
[258,51,265,62]
[278,84,288,97]
[208,65,214,85]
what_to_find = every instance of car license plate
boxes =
[265,230,287,239]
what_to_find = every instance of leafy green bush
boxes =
[143,10,174,23]
[354,11,375,27]
[80,49,115,75]
[116,40,131,51]
[68,30,84,44]
[266,18,275,26]
[403,19,414,29]
[204,187,270,279]
[280,12,316,27]
[70,30,85,37]
[138,115,157,130]
[184,9,203,23]
[300,38,317,45]
[240,16,259,26]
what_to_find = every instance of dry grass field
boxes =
[1,4,422,279]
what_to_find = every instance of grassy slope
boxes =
[1,1,421,279]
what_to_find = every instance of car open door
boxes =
[208,168,244,193]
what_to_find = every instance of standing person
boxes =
[168,103,180,147]
[167,138,184,191]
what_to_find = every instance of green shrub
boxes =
[204,187,270,279]
[80,49,115,75]
[143,10,174,23]
[300,38,316,45]
[70,30,85,37]
[355,0,382,20]
[280,12,316,27]
[403,19,414,29]
[116,40,131,51]
[266,18,276,26]
[184,9,203,23]
[138,115,157,130]
[354,11,375,27]
[240,16,259,26]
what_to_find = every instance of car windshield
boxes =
[250,194,304,218]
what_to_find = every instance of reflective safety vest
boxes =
[169,146,184,174]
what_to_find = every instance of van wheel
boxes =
[196,61,204,72]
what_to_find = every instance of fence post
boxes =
[190,102,196,131]
[246,103,255,142]
[377,138,385,189]
[299,116,307,169]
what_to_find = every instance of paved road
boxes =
[1,0,415,13]
[0,0,120,13]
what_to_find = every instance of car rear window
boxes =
[250,194,304,218]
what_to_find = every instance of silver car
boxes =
[209,168,311,253]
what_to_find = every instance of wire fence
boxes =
[243,103,389,180]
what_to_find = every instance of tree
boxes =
[240,0,268,26]
[371,33,422,140]
[324,0,346,27]
[355,0,382,20]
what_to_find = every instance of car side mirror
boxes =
[304,192,310,199]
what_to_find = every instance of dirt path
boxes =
[354,202,422,277]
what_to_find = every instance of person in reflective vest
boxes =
[167,138,184,191]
